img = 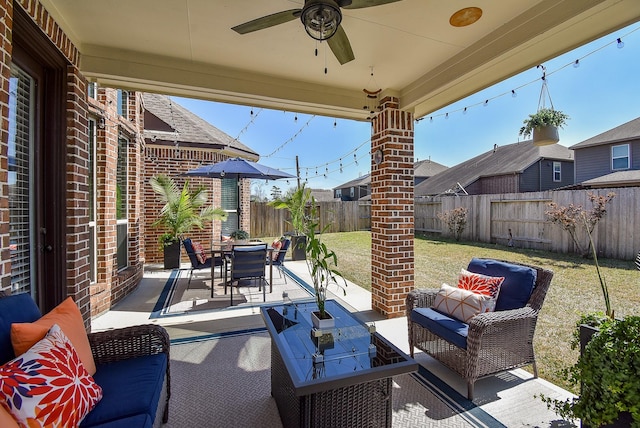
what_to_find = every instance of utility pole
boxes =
[295,155,301,189]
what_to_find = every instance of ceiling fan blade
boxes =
[232,9,301,34]
[343,0,402,9]
[327,25,355,65]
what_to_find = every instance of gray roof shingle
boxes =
[570,116,640,149]
[143,93,259,160]
[415,140,573,196]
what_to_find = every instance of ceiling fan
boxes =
[231,0,402,65]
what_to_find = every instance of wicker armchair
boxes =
[406,260,553,400]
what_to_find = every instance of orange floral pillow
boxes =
[457,269,504,311]
[271,239,283,261]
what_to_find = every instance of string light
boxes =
[416,25,639,123]
[463,107,467,114]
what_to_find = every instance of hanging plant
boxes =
[519,65,570,146]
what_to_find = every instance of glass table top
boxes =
[261,299,416,392]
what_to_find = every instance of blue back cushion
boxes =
[81,354,166,427]
[467,258,537,311]
[0,293,42,364]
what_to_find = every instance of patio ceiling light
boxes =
[301,0,342,41]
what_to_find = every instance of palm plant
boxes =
[150,174,227,245]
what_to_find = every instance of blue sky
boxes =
[173,22,640,193]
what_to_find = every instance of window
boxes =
[612,144,630,170]
[221,178,239,236]
[88,119,97,283]
[336,189,342,198]
[553,162,561,182]
[350,187,355,198]
[116,135,128,270]
[117,89,128,119]
[8,64,36,295]
[87,82,97,99]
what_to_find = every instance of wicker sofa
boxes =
[0,292,170,427]
[406,258,553,400]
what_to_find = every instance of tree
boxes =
[270,185,282,200]
[545,192,615,258]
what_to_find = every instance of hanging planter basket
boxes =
[519,65,569,146]
[533,125,560,146]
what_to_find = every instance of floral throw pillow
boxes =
[191,241,206,264]
[271,239,283,261]
[432,283,492,323]
[457,269,504,311]
[0,324,103,427]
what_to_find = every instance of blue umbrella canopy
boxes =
[184,158,295,234]
[184,158,296,180]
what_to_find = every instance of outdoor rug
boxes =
[165,330,506,428]
[151,267,313,319]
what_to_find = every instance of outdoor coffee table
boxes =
[261,299,417,428]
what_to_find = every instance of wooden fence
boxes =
[250,201,371,237]
[251,187,640,260]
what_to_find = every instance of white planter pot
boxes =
[311,310,335,331]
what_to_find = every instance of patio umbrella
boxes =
[184,158,296,231]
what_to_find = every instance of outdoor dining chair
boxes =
[183,238,224,297]
[228,244,268,305]
[266,238,291,284]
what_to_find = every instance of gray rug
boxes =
[165,331,505,428]
[151,268,313,319]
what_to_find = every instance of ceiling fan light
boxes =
[301,1,342,41]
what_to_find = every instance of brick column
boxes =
[370,96,414,318]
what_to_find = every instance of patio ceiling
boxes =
[41,0,640,120]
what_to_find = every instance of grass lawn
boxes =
[310,231,640,393]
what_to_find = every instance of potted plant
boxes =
[269,184,311,261]
[300,191,347,330]
[540,215,639,427]
[229,229,250,242]
[519,107,569,146]
[150,174,227,269]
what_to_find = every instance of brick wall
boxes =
[143,147,230,263]
[370,96,415,318]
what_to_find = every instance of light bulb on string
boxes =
[573,59,580,68]
[250,108,254,116]
[484,99,489,107]
[354,153,358,165]
[429,116,433,122]
[333,119,337,128]
[511,90,517,98]
[463,107,467,115]
[294,113,298,122]
[445,112,449,119]
[617,38,624,49]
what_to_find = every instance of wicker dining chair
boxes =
[406,259,553,400]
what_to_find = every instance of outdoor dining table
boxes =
[211,240,275,300]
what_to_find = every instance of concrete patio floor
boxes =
[92,260,576,428]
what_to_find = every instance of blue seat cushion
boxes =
[82,413,152,428]
[467,258,537,311]
[80,353,166,427]
[0,293,42,364]
[411,307,468,349]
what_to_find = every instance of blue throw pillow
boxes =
[0,293,42,364]
[467,258,537,311]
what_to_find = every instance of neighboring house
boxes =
[142,93,260,263]
[334,159,447,200]
[309,189,336,202]
[414,159,449,186]
[569,116,640,187]
[415,140,574,197]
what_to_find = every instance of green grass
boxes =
[312,231,640,393]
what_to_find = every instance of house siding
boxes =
[522,160,574,191]
[575,140,640,183]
